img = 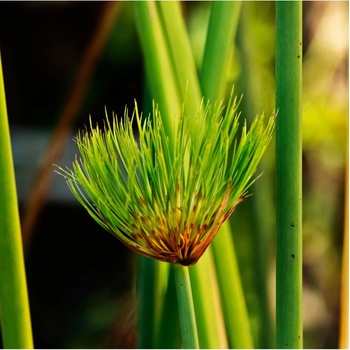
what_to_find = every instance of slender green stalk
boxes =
[133,1,181,144]
[173,264,199,349]
[157,1,202,118]
[189,251,228,348]
[200,2,254,348]
[200,0,242,102]
[275,1,303,348]
[211,223,254,348]
[0,54,33,348]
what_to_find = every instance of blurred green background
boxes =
[0,1,348,348]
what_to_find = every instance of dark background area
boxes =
[0,2,142,348]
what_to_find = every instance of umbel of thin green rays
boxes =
[58,95,274,266]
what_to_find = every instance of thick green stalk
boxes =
[200,0,242,102]
[275,1,303,348]
[200,2,254,348]
[173,264,199,349]
[0,54,33,348]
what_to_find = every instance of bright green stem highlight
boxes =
[0,54,33,348]
[189,250,228,348]
[212,223,254,349]
[173,264,199,349]
[200,0,242,102]
[157,1,202,118]
[275,1,303,348]
[133,1,181,144]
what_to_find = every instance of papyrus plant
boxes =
[58,94,274,266]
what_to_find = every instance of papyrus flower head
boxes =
[59,95,274,265]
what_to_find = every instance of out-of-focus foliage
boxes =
[301,2,348,347]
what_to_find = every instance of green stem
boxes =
[211,224,254,348]
[133,0,181,145]
[189,251,228,348]
[173,264,199,349]
[157,0,202,118]
[200,2,254,348]
[200,0,242,102]
[275,1,303,348]
[0,54,33,348]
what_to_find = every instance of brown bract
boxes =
[101,184,245,266]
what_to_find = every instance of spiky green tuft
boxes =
[58,96,275,265]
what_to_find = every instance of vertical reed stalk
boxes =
[0,54,33,348]
[173,264,199,349]
[200,2,254,348]
[157,1,202,118]
[133,1,180,143]
[275,1,303,348]
[189,251,228,348]
[200,0,242,102]
[211,224,254,348]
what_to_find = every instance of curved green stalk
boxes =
[275,1,303,348]
[173,264,199,349]
[0,54,33,348]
